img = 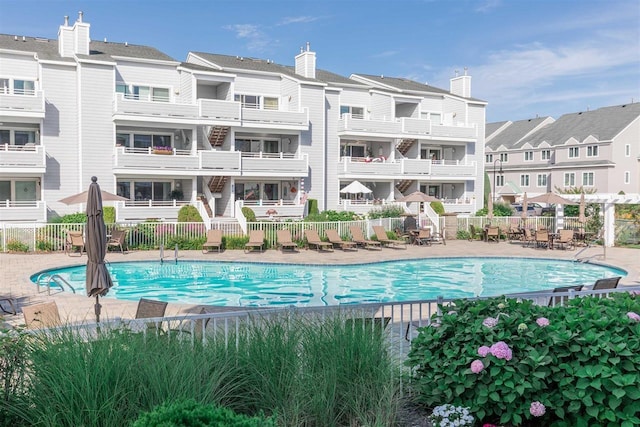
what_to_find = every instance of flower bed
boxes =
[407,292,640,426]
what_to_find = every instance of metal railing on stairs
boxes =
[36,274,76,295]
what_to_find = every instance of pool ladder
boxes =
[159,244,179,264]
[35,274,76,295]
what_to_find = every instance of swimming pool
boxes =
[31,258,626,307]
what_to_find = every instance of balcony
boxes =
[0,144,46,173]
[199,99,241,123]
[0,90,45,118]
[241,108,309,130]
[338,115,477,139]
[237,200,305,219]
[113,93,199,123]
[0,200,47,222]
[115,200,192,222]
[338,157,476,179]
[240,152,308,177]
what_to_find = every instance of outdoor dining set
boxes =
[472,224,594,250]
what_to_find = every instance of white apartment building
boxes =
[0,13,486,224]
[485,104,640,203]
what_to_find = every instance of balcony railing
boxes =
[0,90,45,117]
[0,144,46,172]
[115,200,198,222]
[113,93,199,119]
[237,200,304,219]
[0,200,47,222]
[338,157,476,178]
[240,152,308,175]
[338,115,477,139]
[113,147,200,172]
[199,99,241,122]
[241,107,308,129]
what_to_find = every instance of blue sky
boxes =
[1,0,638,122]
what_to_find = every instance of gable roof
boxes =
[485,117,552,150]
[0,33,175,63]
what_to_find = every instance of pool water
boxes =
[31,258,626,307]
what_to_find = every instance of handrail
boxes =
[38,274,76,295]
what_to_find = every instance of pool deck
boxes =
[1,241,639,328]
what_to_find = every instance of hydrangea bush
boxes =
[406,293,640,426]
[428,404,474,427]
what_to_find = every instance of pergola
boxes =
[555,193,640,248]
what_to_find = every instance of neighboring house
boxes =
[0,12,487,224]
[485,104,640,203]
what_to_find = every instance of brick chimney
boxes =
[450,67,471,98]
[58,11,90,58]
[295,42,316,79]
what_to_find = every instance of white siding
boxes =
[281,78,299,111]
[0,53,39,78]
[115,61,180,94]
[420,96,444,114]
[234,73,281,96]
[325,90,341,210]
[443,97,467,124]
[179,71,193,103]
[299,85,325,209]
[467,103,486,212]
[371,92,392,120]
[340,88,370,109]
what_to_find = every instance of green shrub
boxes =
[368,205,405,219]
[223,235,249,250]
[35,240,54,252]
[430,201,445,215]
[50,212,87,224]
[407,293,640,427]
[324,210,361,221]
[456,230,470,240]
[103,206,116,224]
[132,399,275,427]
[0,328,30,427]
[6,240,29,252]
[178,205,203,222]
[303,211,328,222]
[307,198,319,215]
[241,207,256,222]
[475,202,513,217]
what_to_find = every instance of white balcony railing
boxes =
[241,152,308,175]
[339,115,477,139]
[113,147,200,171]
[113,93,199,119]
[114,200,193,222]
[338,157,476,178]
[0,200,47,222]
[0,144,46,171]
[237,200,304,219]
[241,108,308,129]
[199,99,241,122]
[0,90,45,117]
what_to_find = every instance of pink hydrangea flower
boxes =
[530,401,546,417]
[536,317,550,327]
[483,317,498,328]
[470,359,484,373]
[483,424,498,427]
[478,345,491,357]
[627,312,640,322]
[490,341,513,361]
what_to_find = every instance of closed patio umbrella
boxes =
[85,177,114,323]
[578,193,586,224]
[521,192,528,219]
[487,193,494,221]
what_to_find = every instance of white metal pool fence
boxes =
[28,286,640,366]
[1,216,635,252]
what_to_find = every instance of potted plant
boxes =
[153,146,173,155]
[169,189,183,200]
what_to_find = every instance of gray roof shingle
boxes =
[485,117,551,150]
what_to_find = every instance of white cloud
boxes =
[278,16,321,26]
[475,0,501,13]
[370,50,399,59]
[223,24,271,52]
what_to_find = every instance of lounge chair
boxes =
[305,229,333,251]
[325,229,357,251]
[349,226,382,250]
[276,229,299,252]
[23,301,62,329]
[107,229,127,253]
[244,230,265,253]
[65,230,85,256]
[549,285,583,307]
[485,226,500,243]
[554,229,575,250]
[592,276,621,290]
[202,229,223,253]
[372,226,407,248]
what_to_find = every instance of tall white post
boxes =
[603,201,615,248]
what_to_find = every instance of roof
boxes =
[0,33,175,63]
[485,121,509,139]
[485,117,551,150]
[488,103,640,150]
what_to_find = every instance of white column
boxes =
[603,202,615,247]
[555,204,564,232]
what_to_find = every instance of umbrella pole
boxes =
[95,294,101,323]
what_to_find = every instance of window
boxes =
[0,128,39,145]
[500,153,508,162]
[125,181,171,201]
[564,173,575,187]
[568,147,579,158]
[582,172,594,187]
[541,150,551,160]
[430,113,442,124]
[537,174,547,187]
[524,151,534,161]
[520,174,530,187]
[625,144,630,157]
[152,87,169,102]
[340,105,364,119]
[624,171,630,184]
[495,175,504,187]
[486,154,493,163]
[263,183,279,200]
[0,130,9,144]
[13,80,35,95]
[235,138,280,154]
[116,83,170,102]
[235,94,279,110]
[235,182,261,201]
[130,133,172,149]
[587,145,599,157]
[0,79,8,94]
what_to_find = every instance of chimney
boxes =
[294,42,316,79]
[450,67,471,98]
[58,11,90,58]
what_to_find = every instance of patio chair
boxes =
[372,226,407,248]
[202,229,223,253]
[548,285,583,307]
[305,229,333,251]
[64,230,85,256]
[244,230,265,253]
[554,229,575,250]
[0,297,17,315]
[276,229,299,252]
[414,228,433,246]
[522,228,536,247]
[507,226,523,243]
[107,229,127,253]
[468,224,481,241]
[135,298,168,319]
[349,226,382,250]
[535,229,550,249]
[325,229,357,251]
[23,301,62,329]
[486,226,500,243]
[592,276,621,290]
